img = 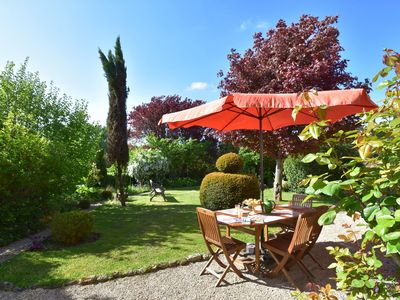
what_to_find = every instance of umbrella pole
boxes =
[259,117,264,202]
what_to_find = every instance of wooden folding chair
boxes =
[149,180,166,201]
[196,207,246,287]
[278,194,313,232]
[263,211,318,289]
[279,205,329,270]
[290,194,313,208]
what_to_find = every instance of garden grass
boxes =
[0,188,332,288]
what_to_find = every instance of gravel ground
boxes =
[0,212,395,300]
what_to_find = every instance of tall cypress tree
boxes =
[99,37,129,206]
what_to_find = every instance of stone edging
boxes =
[0,253,210,292]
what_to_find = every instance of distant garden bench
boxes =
[149,180,166,201]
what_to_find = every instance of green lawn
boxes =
[0,188,330,288]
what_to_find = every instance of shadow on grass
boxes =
[0,200,202,287]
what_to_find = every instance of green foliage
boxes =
[165,177,199,188]
[50,211,93,246]
[238,147,259,174]
[200,172,260,210]
[300,49,400,298]
[0,61,101,246]
[146,134,214,180]
[215,152,244,174]
[128,148,169,185]
[94,148,108,187]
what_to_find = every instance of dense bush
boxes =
[50,211,93,246]
[215,152,244,173]
[146,134,215,180]
[127,148,169,185]
[200,172,260,210]
[165,177,199,187]
[283,156,311,193]
[0,61,102,246]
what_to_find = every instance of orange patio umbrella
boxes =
[159,89,377,200]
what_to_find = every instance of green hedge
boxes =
[200,172,260,210]
[215,152,244,173]
[51,211,93,246]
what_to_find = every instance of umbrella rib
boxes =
[220,108,246,131]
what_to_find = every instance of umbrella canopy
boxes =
[159,88,377,200]
[159,89,376,131]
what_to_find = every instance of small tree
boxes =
[217,15,369,201]
[99,37,129,206]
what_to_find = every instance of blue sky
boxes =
[0,0,398,124]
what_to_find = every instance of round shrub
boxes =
[51,211,93,246]
[215,153,244,174]
[200,172,260,210]
[78,199,91,209]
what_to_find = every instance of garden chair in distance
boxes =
[196,207,246,287]
[278,194,313,232]
[263,211,318,289]
[149,180,166,201]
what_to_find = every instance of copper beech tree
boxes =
[217,15,369,200]
[128,95,208,141]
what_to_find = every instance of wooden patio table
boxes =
[216,205,315,273]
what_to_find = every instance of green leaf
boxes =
[321,182,341,196]
[386,242,398,254]
[395,210,400,221]
[376,215,395,228]
[351,279,365,288]
[363,205,379,221]
[350,167,361,177]
[383,231,400,241]
[318,210,336,225]
[362,190,374,202]
[302,153,317,163]
[365,279,376,289]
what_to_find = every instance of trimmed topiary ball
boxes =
[51,210,94,246]
[200,172,260,210]
[215,153,244,174]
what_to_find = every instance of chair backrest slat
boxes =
[290,194,313,208]
[289,211,317,253]
[196,208,222,247]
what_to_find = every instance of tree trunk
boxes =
[273,158,283,202]
[116,164,126,207]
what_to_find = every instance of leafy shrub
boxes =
[78,199,91,209]
[128,149,169,185]
[146,134,215,180]
[50,211,93,246]
[0,61,102,245]
[75,184,100,201]
[165,177,199,187]
[215,153,244,174]
[200,172,260,210]
[127,184,150,195]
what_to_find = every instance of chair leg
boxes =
[216,264,231,287]
[227,251,244,278]
[200,253,217,276]
[269,251,298,289]
[307,252,324,269]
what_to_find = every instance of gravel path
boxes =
[0,212,392,300]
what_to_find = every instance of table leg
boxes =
[225,225,231,237]
[254,226,262,273]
